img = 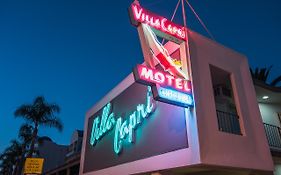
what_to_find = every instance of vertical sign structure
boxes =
[83,2,192,174]
[129,2,194,108]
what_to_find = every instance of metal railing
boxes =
[216,110,241,135]
[263,123,281,149]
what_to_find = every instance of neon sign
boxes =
[90,86,155,154]
[130,3,186,41]
[134,64,191,93]
[155,86,193,107]
[142,24,188,79]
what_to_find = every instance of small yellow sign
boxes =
[24,158,44,174]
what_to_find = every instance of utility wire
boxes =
[142,0,171,7]
[170,0,181,22]
[162,0,181,44]
[185,0,215,40]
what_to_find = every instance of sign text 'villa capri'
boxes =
[84,83,188,172]
[90,86,155,154]
[130,3,186,41]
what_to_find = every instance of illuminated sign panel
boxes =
[134,64,192,93]
[153,85,193,107]
[129,2,194,108]
[129,3,186,41]
[90,86,155,154]
[84,83,188,173]
[134,64,193,107]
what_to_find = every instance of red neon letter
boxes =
[165,74,174,86]
[133,5,143,20]
[140,67,153,81]
[184,81,191,92]
[154,72,165,84]
[175,78,183,90]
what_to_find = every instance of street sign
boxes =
[24,158,44,174]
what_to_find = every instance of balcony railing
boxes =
[263,123,281,150]
[216,110,241,135]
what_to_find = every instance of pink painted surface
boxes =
[80,30,274,174]
[188,30,273,171]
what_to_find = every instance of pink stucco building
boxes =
[79,2,278,175]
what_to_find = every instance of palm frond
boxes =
[264,65,273,82]
[250,68,254,77]
[14,105,33,119]
[18,124,33,144]
[270,75,281,86]
[34,96,45,106]
[49,104,60,113]
[250,66,272,83]
[42,117,63,132]
[254,67,259,78]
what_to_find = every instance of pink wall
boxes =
[188,30,273,171]
[80,30,274,175]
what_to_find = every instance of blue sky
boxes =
[0,0,281,152]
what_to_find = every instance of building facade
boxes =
[42,130,83,175]
[79,2,277,175]
[37,137,68,173]
[254,80,281,175]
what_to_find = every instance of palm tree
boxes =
[250,66,281,87]
[18,124,33,145]
[0,124,34,175]
[15,124,34,174]
[0,152,14,175]
[15,124,53,174]
[0,149,14,175]
[14,96,63,158]
[0,140,23,175]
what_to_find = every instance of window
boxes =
[210,65,241,135]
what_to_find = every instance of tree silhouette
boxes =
[0,140,23,175]
[250,66,281,87]
[14,96,63,158]
[16,124,34,174]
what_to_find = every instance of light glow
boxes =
[135,64,192,93]
[262,96,269,100]
[157,86,193,107]
[131,4,186,41]
[90,103,115,146]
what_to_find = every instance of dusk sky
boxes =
[1,0,281,152]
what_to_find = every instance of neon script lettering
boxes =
[90,103,115,146]
[136,64,192,93]
[90,86,155,154]
[131,4,186,40]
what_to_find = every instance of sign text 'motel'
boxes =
[134,64,192,93]
[134,64,194,107]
